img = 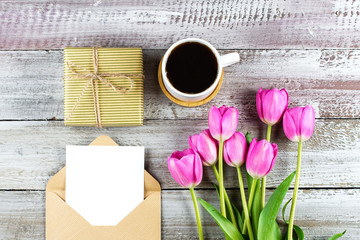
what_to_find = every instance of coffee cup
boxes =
[160,38,240,102]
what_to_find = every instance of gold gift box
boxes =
[64,47,144,127]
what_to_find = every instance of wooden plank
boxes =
[0,119,359,190]
[0,189,356,239]
[1,1,360,49]
[1,49,360,120]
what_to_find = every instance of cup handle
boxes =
[219,52,240,67]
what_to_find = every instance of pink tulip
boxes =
[223,132,248,167]
[283,105,315,142]
[256,87,289,126]
[189,129,218,166]
[246,138,278,179]
[208,105,239,142]
[167,149,203,188]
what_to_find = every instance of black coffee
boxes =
[165,42,218,94]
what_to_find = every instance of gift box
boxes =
[64,47,144,127]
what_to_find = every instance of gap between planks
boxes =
[1,187,360,192]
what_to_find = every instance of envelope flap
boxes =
[111,192,161,239]
[46,167,66,200]
[47,191,90,226]
[91,192,161,239]
[46,191,91,239]
[144,171,161,195]
[89,135,118,146]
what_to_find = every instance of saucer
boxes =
[157,58,223,107]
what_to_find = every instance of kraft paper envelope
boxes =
[46,135,161,240]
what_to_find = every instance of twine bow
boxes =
[63,47,144,128]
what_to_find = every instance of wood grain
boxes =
[0,119,359,190]
[1,1,359,238]
[1,0,360,50]
[0,189,356,239]
[1,49,360,120]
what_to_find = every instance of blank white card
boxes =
[66,146,144,226]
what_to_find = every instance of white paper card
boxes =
[66,146,144,226]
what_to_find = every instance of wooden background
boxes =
[0,0,359,239]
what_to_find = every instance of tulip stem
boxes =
[287,141,302,240]
[248,178,258,211]
[218,141,226,218]
[237,167,254,240]
[261,125,272,209]
[261,177,266,209]
[212,165,239,230]
[242,178,257,236]
[190,188,204,240]
[266,125,272,141]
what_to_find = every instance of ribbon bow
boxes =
[63,47,144,128]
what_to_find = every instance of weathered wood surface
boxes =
[0,189,357,239]
[1,49,360,120]
[1,0,360,50]
[1,1,359,239]
[0,119,359,190]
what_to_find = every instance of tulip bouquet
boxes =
[167,88,345,240]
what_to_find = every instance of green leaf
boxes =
[212,183,233,223]
[199,198,244,240]
[251,179,262,237]
[231,202,244,231]
[213,182,220,194]
[258,171,296,240]
[282,198,305,240]
[246,171,254,194]
[245,168,262,239]
[271,222,282,240]
[293,225,305,240]
[282,198,293,223]
[245,132,253,145]
[328,230,346,240]
[212,183,233,240]
[284,226,304,240]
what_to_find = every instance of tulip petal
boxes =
[168,149,203,188]
[198,131,218,166]
[209,106,222,141]
[183,148,195,156]
[289,107,303,137]
[203,129,219,149]
[220,107,239,141]
[247,138,257,156]
[219,105,228,115]
[261,88,287,125]
[256,140,273,177]
[246,139,273,179]
[168,157,190,188]
[223,136,236,167]
[256,87,265,122]
[246,138,264,178]
[223,143,233,167]
[202,129,213,138]
[175,154,197,188]
[299,105,315,142]
[170,150,186,160]
[265,143,278,176]
[223,132,247,167]
[188,134,199,152]
[193,153,203,186]
[280,88,289,108]
[283,109,300,142]
[283,105,315,142]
